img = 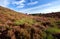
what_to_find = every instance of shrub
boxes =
[41,22,55,27]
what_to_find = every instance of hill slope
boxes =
[0,6,44,39]
[0,6,60,39]
[30,12,60,18]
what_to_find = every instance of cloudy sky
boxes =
[0,0,60,14]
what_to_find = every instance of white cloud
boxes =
[40,5,60,13]
[25,3,52,11]
[18,0,60,14]
[27,1,38,5]
[12,0,25,5]
[12,0,25,8]
[18,3,52,13]
[0,0,10,7]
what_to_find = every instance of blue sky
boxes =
[0,0,60,14]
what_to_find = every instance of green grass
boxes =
[55,20,60,26]
[46,34,54,39]
[43,27,60,39]
[46,27,60,34]
[14,18,36,26]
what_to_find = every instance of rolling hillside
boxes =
[0,6,60,39]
